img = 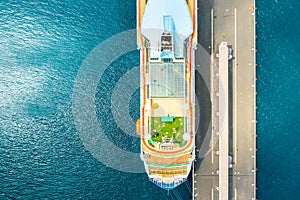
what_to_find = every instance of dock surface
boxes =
[193,0,256,199]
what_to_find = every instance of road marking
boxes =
[211,150,214,164]
[211,8,214,164]
[235,188,237,200]
[211,9,214,55]
[233,7,238,164]
[211,188,214,200]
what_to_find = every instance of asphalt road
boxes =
[193,0,256,199]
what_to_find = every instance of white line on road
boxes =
[211,188,214,200]
[233,7,238,164]
[235,188,237,200]
[210,8,214,164]
[211,149,214,164]
[211,9,214,54]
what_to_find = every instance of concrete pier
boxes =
[218,42,229,200]
[193,0,256,199]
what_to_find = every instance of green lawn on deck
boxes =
[150,117,185,144]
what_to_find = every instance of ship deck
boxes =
[137,0,198,191]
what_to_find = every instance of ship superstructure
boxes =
[137,0,197,190]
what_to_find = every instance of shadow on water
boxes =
[197,0,215,53]
[193,0,215,171]
[194,70,212,170]
[228,55,234,198]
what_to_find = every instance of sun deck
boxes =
[150,98,185,117]
[142,60,193,152]
[149,63,185,98]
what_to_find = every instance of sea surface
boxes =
[0,0,299,199]
[256,0,300,199]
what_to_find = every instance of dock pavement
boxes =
[193,0,256,199]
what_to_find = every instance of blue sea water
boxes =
[0,0,191,199]
[256,0,300,199]
[0,0,299,199]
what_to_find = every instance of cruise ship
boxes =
[137,0,197,190]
